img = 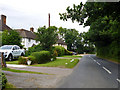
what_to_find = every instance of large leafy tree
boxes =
[2,30,22,47]
[36,26,58,50]
[59,1,120,61]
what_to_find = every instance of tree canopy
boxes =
[36,26,58,50]
[2,30,22,48]
[59,2,120,61]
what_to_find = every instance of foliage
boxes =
[52,50,58,60]
[2,72,7,89]
[64,49,73,55]
[59,2,120,61]
[2,30,23,48]
[28,56,36,64]
[31,51,51,64]
[18,56,27,65]
[36,26,58,50]
[25,44,42,56]
[53,46,65,56]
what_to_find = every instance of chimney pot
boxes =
[30,27,34,32]
[1,15,6,25]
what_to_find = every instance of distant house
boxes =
[0,14,67,50]
[16,28,39,50]
[53,37,67,49]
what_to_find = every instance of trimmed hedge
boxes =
[2,72,7,89]
[31,51,51,64]
[25,44,42,56]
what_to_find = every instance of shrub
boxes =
[65,49,72,55]
[25,44,42,56]
[31,51,51,64]
[28,56,36,64]
[53,46,65,56]
[18,56,27,65]
[52,50,58,60]
[2,72,7,89]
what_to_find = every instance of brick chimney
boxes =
[30,27,34,32]
[1,15,6,25]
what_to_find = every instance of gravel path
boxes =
[3,66,73,88]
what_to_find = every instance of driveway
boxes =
[3,65,73,88]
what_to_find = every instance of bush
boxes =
[53,46,65,56]
[2,72,7,89]
[31,51,51,64]
[52,50,58,60]
[25,44,42,56]
[28,56,36,64]
[65,49,72,55]
[18,56,27,65]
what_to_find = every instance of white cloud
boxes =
[0,0,89,33]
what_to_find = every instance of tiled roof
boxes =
[16,29,36,39]
[56,38,67,45]
[0,22,12,31]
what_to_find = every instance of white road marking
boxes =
[102,67,112,74]
[96,62,101,65]
[116,79,120,83]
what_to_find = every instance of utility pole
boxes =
[48,13,50,27]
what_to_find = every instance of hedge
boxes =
[31,51,51,64]
[2,72,7,89]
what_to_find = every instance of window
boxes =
[28,38,31,42]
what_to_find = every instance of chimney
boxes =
[1,15,6,25]
[30,27,34,32]
[48,13,50,27]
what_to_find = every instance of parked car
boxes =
[0,45,25,61]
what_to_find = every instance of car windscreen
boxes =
[0,46,13,49]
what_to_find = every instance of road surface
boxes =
[57,55,120,89]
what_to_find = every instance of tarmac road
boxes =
[57,55,120,89]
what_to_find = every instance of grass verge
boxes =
[5,82,16,88]
[31,59,79,68]
[6,61,18,65]
[61,55,82,58]
[2,68,50,75]
[97,55,120,64]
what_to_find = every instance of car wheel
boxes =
[21,53,24,56]
[8,54,13,61]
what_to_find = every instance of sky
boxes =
[0,0,89,33]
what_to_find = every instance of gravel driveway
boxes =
[3,66,73,88]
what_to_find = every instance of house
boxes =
[0,15,12,32]
[15,28,39,50]
[0,15,39,50]
[53,36,67,49]
[0,14,67,50]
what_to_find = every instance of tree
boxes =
[36,26,58,50]
[2,30,22,48]
[59,2,120,61]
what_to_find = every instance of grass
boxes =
[61,55,82,58]
[5,82,16,88]
[31,59,79,68]
[6,61,19,65]
[2,68,50,75]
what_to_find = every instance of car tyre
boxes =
[21,53,24,56]
[8,54,13,61]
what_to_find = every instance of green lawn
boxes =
[2,68,50,75]
[6,57,80,68]
[61,55,82,58]
[6,61,19,64]
[31,59,79,68]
